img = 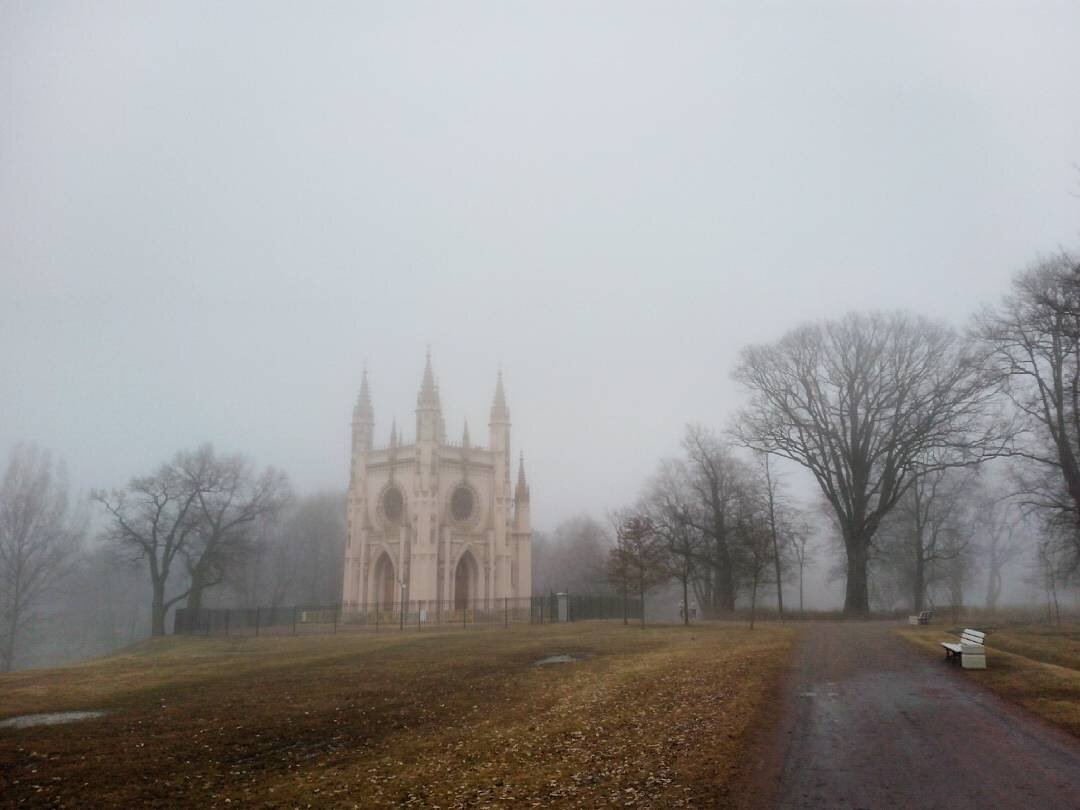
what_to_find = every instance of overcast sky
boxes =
[3,2,1079,552]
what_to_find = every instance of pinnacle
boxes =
[417,349,439,408]
[490,369,509,420]
[515,452,530,502]
[355,366,374,416]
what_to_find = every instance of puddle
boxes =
[534,654,587,666]
[0,711,106,729]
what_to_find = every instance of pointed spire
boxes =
[515,452,530,503]
[434,377,446,441]
[490,369,510,422]
[462,420,471,448]
[389,418,398,448]
[354,365,374,419]
[417,347,438,408]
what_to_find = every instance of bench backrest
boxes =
[961,629,986,646]
[919,610,933,619]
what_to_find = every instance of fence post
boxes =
[505,597,508,628]
[333,603,339,634]
[255,607,260,638]
[292,606,298,636]
[418,602,421,632]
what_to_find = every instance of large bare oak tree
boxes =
[733,311,1004,615]
[94,444,289,635]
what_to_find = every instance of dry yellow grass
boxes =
[898,624,1080,738]
[982,623,1080,670]
[0,621,793,807]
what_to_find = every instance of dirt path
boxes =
[749,622,1080,809]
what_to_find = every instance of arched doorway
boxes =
[373,552,396,607]
[454,550,478,610]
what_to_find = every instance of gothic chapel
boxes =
[342,353,532,610]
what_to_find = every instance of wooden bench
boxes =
[941,628,987,670]
[908,609,934,626]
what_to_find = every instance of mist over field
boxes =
[7,5,1080,808]
[2,0,1080,667]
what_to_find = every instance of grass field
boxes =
[898,623,1080,738]
[0,622,793,808]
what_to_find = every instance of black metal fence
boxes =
[173,593,641,637]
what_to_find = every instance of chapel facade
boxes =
[342,353,532,609]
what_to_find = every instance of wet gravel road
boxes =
[751,622,1080,809]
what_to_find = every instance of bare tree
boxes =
[679,426,750,614]
[740,516,774,630]
[606,533,633,626]
[982,499,1024,613]
[876,468,980,612]
[734,311,1004,615]
[0,445,84,671]
[532,515,613,595]
[94,445,289,635]
[228,491,345,608]
[178,445,291,611]
[1033,531,1067,626]
[979,252,1080,570]
[94,458,204,636]
[789,522,814,615]
[608,513,668,626]
[759,453,790,621]
[644,461,700,626]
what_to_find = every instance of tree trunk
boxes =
[985,563,1001,613]
[843,537,870,616]
[749,576,757,630]
[682,573,689,627]
[913,545,926,612]
[772,543,784,621]
[622,574,628,626]
[187,580,206,613]
[639,569,646,627]
[151,582,167,637]
[1,612,17,672]
[950,566,963,623]
[765,458,784,621]
[716,554,736,612]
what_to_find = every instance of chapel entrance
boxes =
[454,551,478,610]
[373,552,396,607]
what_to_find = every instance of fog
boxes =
[3,2,1080,661]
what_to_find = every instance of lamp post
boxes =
[399,579,407,632]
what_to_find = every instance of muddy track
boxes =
[746,622,1080,809]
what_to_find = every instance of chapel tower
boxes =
[342,353,533,609]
